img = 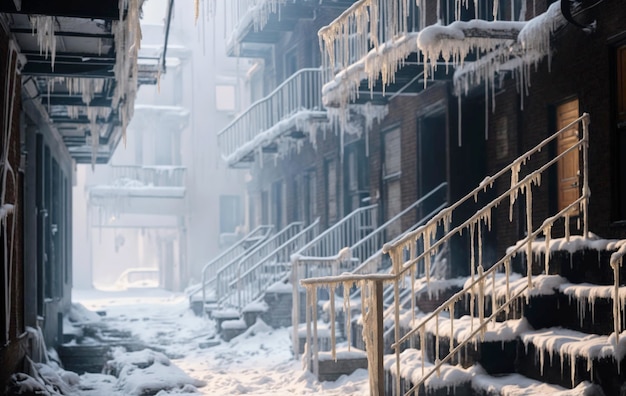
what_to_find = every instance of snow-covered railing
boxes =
[290,204,378,353]
[291,184,447,355]
[214,221,305,303]
[188,225,273,309]
[222,219,321,311]
[301,113,592,395]
[225,0,286,50]
[318,0,420,107]
[111,165,186,187]
[217,68,323,165]
[611,244,626,344]
[351,183,448,276]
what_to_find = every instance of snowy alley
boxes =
[65,288,369,396]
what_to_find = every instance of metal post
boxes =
[372,280,385,396]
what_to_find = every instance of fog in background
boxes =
[73,0,248,291]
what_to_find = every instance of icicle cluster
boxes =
[113,0,142,148]
[30,16,57,71]
[319,0,417,109]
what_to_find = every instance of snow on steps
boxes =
[509,237,626,286]
[383,350,604,396]
[374,239,626,395]
[518,328,626,393]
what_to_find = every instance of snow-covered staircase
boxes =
[299,113,626,395]
[187,224,273,315]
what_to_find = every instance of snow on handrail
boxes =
[214,221,305,304]
[189,225,273,306]
[217,68,324,165]
[300,113,592,396]
[611,244,626,344]
[293,183,448,358]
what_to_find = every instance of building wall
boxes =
[483,0,626,260]
[0,23,27,390]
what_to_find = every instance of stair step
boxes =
[511,240,626,286]
[518,327,626,396]
[557,283,626,335]
[472,373,604,396]
[312,347,368,382]
[420,316,528,373]
[383,348,477,396]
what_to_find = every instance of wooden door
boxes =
[556,99,580,213]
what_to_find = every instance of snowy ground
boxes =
[70,288,369,395]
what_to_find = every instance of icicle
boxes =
[504,258,511,314]
[343,281,352,351]
[510,161,521,221]
[420,326,426,377]
[435,313,441,376]
[330,286,336,361]
[491,271,497,326]
[449,303,455,354]
[31,16,57,70]
[524,180,534,293]
[478,265,485,341]
[564,212,571,242]
[544,224,552,274]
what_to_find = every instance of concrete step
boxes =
[511,241,625,286]
[310,347,367,382]
[383,348,476,396]
[472,373,605,395]
[517,327,626,396]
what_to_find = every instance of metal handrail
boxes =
[111,165,187,187]
[221,219,321,311]
[292,184,448,356]
[188,225,273,307]
[217,68,323,162]
[214,221,305,304]
[300,113,592,396]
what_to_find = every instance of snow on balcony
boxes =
[217,68,327,167]
[225,0,287,54]
[88,166,187,215]
[319,0,420,108]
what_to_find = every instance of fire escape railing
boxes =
[214,221,306,305]
[291,182,448,355]
[111,165,187,187]
[217,68,323,164]
[187,225,273,309]
[219,219,321,311]
[301,113,594,396]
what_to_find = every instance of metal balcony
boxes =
[217,68,326,167]
[87,165,187,216]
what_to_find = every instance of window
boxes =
[220,195,243,234]
[215,85,236,112]
[383,127,402,234]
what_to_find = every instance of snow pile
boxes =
[105,348,206,395]
[68,302,103,324]
[6,361,81,396]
